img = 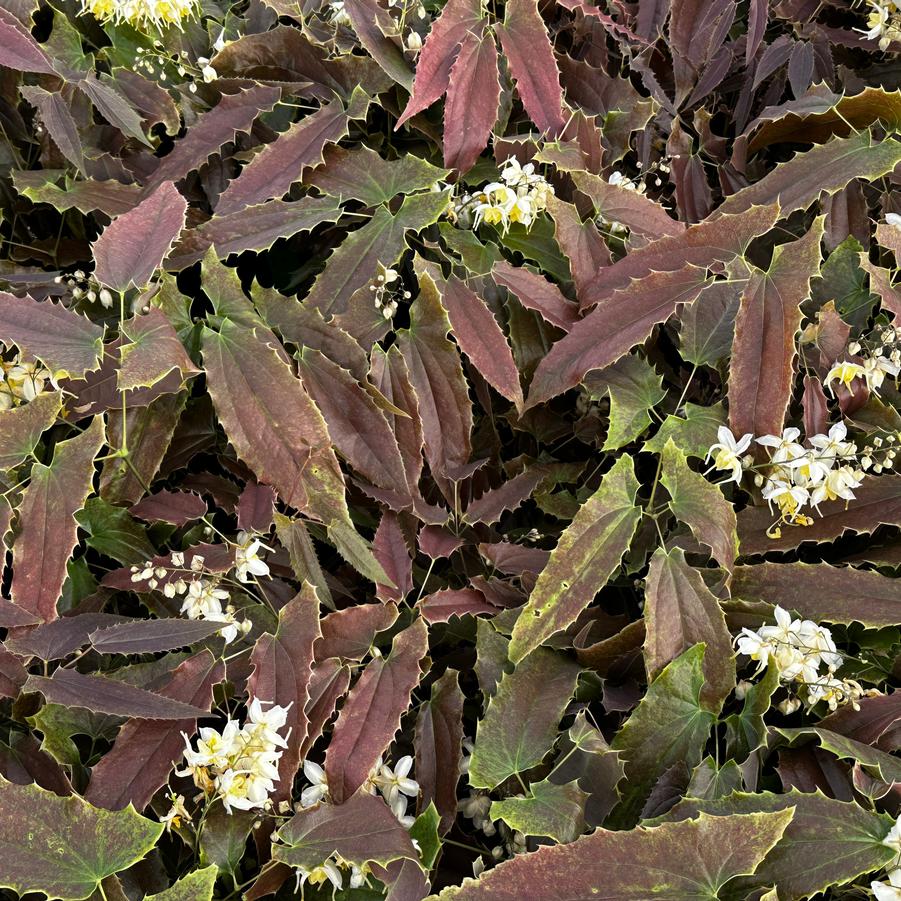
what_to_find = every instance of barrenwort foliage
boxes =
[1,0,901,897]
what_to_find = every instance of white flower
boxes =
[183,721,240,769]
[863,355,900,394]
[706,426,753,484]
[300,759,329,808]
[887,213,901,229]
[884,817,901,854]
[295,859,343,893]
[761,478,809,521]
[735,629,772,672]
[376,756,420,807]
[809,466,863,509]
[756,428,805,466]
[159,793,189,831]
[181,579,229,620]
[81,0,198,30]
[234,533,271,582]
[825,360,867,395]
[391,793,415,828]
[809,422,856,462]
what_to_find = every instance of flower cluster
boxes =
[736,606,877,711]
[872,814,901,900]
[134,45,217,90]
[0,354,57,410]
[370,266,410,320]
[449,158,553,233]
[179,699,290,813]
[857,0,901,49]
[54,269,113,309]
[826,326,901,397]
[292,854,368,895]
[707,422,899,535]
[80,0,197,30]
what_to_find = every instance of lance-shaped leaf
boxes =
[0,776,162,901]
[525,266,712,408]
[469,648,581,789]
[0,294,103,378]
[145,867,218,901]
[443,28,500,173]
[372,510,413,603]
[0,390,61,471]
[325,618,428,802]
[495,0,565,135]
[418,587,497,622]
[202,319,350,529]
[317,603,399,661]
[732,562,901,628]
[492,259,579,331]
[660,790,895,899]
[610,645,715,825]
[509,455,640,664]
[118,307,198,392]
[343,0,413,88]
[83,652,223,810]
[580,203,780,308]
[718,130,901,217]
[660,439,739,571]
[435,271,523,411]
[93,182,187,293]
[305,189,451,315]
[147,85,281,189]
[396,0,484,126]
[307,144,448,206]
[738,476,901,555]
[464,467,546,525]
[129,489,206,526]
[297,349,411,502]
[20,86,84,173]
[247,584,321,803]
[272,790,419,871]
[275,513,334,611]
[24,668,214,720]
[728,219,823,439]
[12,173,144,216]
[89,618,224,655]
[0,10,55,74]
[397,269,473,488]
[776,727,901,784]
[432,809,793,900]
[415,669,464,835]
[491,778,588,844]
[678,280,741,367]
[12,416,105,622]
[216,92,369,215]
[6,613,128,662]
[643,548,735,712]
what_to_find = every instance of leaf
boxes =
[418,587,497,622]
[492,259,580,331]
[272,791,419,871]
[0,776,162,900]
[397,269,473,490]
[199,808,255,875]
[75,497,156,565]
[776,727,901,784]
[490,778,588,843]
[325,618,428,802]
[610,645,715,825]
[732,562,901,628]
[469,648,581,789]
[525,266,712,408]
[144,867,218,901]
[247,585,321,803]
[396,0,483,126]
[678,280,741,367]
[118,308,198,392]
[6,613,130,661]
[307,144,448,206]
[89,619,224,654]
[12,416,105,622]
[434,271,523,411]
[318,603,399,661]
[129,489,206,526]
[660,439,739,571]
[202,320,351,529]
[464,468,546,525]
[509,455,641,664]
[495,0,565,135]
[737,476,901,554]
[0,390,61,471]
[275,513,334,611]
[723,662,779,761]
[727,219,824,439]
[415,669,464,835]
[216,92,369,215]
[24,667,214,720]
[0,293,103,377]
[432,809,793,900]
[0,10,55,73]
[443,29,500,173]
[83,652,223,811]
[93,182,187,293]
[20,86,84,173]
[147,85,281,189]
[719,130,901,217]
[661,790,895,899]
[304,188,451,315]
[343,0,413,89]
[644,402,727,459]
[643,548,735,712]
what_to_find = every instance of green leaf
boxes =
[686,758,744,801]
[29,703,121,767]
[660,439,738,571]
[723,662,779,762]
[610,645,715,825]
[199,809,255,875]
[812,235,877,329]
[75,497,157,565]
[509,455,640,664]
[145,867,218,901]
[490,778,588,843]
[776,727,901,784]
[469,648,581,789]
[645,402,727,459]
[432,809,793,900]
[0,390,61,471]
[0,776,162,900]
[409,802,441,869]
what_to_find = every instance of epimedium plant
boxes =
[1,0,901,898]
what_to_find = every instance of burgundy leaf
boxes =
[443,29,500,173]
[0,9,54,73]
[302,658,351,758]
[93,182,187,293]
[6,612,130,661]
[129,489,206,526]
[343,0,413,89]
[84,651,223,809]
[0,644,28,700]
[419,526,465,559]
[418,588,497,623]
[546,196,611,306]
[326,618,428,802]
[237,483,277,534]
[317,603,399,661]
[464,468,546,525]
[0,599,40,629]
[802,375,829,439]
[373,511,414,603]
[20,86,84,173]
[496,0,565,136]
[492,259,579,331]
[89,618,225,655]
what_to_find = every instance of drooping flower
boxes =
[235,532,271,582]
[706,426,753,484]
[825,360,867,395]
[80,0,198,30]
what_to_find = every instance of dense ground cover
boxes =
[1,0,901,898]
